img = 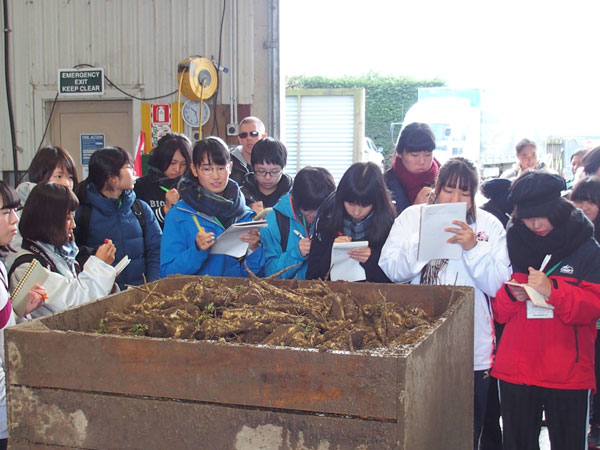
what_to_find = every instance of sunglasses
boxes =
[238,130,260,139]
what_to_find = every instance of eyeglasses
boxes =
[199,165,229,176]
[254,169,282,178]
[238,131,260,139]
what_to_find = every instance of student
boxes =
[384,122,439,215]
[379,157,511,450]
[0,181,45,450]
[134,132,192,228]
[480,177,513,228]
[565,175,600,448]
[491,171,600,450]
[4,146,78,269]
[161,136,263,277]
[9,182,117,318]
[75,147,162,289]
[306,162,395,282]
[500,138,550,180]
[261,166,335,279]
[241,137,293,214]
[229,116,267,186]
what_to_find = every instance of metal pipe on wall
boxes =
[3,0,19,184]
[266,0,280,138]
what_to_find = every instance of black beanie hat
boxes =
[481,178,513,214]
[508,171,565,219]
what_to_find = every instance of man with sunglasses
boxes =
[230,116,267,186]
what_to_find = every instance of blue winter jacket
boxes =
[260,193,310,279]
[160,199,264,277]
[76,184,162,288]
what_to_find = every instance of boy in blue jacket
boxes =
[161,137,263,277]
[261,166,335,279]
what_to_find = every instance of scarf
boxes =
[178,176,246,229]
[506,208,593,274]
[148,166,180,189]
[342,211,374,242]
[392,156,439,204]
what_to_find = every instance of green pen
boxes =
[159,185,170,193]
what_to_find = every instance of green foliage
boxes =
[130,323,148,336]
[286,72,445,165]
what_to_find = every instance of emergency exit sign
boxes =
[58,68,104,95]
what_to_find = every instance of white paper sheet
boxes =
[417,202,468,262]
[505,281,554,309]
[209,220,267,258]
[330,240,368,282]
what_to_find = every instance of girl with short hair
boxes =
[134,132,192,228]
[160,137,264,277]
[75,147,162,288]
[9,182,117,318]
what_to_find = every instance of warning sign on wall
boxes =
[151,104,171,124]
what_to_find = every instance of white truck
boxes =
[396,88,529,176]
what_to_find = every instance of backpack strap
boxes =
[75,199,146,248]
[131,199,146,229]
[7,254,52,281]
[275,209,290,252]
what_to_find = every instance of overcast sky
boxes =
[281,0,600,137]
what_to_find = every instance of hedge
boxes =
[286,73,444,165]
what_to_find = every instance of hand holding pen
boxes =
[160,186,179,214]
[527,254,553,297]
[293,229,312,257]
[96,239,116,265]
[192,215,215,251]
[24,283,47,315]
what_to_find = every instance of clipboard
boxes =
[210,220,268,257]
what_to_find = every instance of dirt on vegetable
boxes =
[97,274,436,352]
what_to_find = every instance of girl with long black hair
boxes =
[306,162,395,282]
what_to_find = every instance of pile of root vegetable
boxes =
[98,275,435,352]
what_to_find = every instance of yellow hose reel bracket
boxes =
[177,56,218,101]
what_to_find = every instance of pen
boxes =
[292,229,304,239]
[41,294,48,300]
[159,185,170,193]
[539,254,551,272]
[192,215,205,233]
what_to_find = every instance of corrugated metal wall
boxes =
[0,0,270,175]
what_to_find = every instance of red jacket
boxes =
[491,239,600,390]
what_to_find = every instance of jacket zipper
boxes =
[574,326,579,363]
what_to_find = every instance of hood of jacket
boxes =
[16,181,36,205]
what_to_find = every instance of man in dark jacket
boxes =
[230,116,267,186]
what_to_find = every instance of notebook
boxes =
[11,258,49,317]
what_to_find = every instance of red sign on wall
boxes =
[151,104,171,124]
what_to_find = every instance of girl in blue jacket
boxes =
[261,167,335,279]
[160,137,263,277]
[75,147,162,289]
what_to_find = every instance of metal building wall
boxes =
[0,0,273,176]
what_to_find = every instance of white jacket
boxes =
[379,205,511,371]
[0,263,16,439]
[9,241,116,319]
